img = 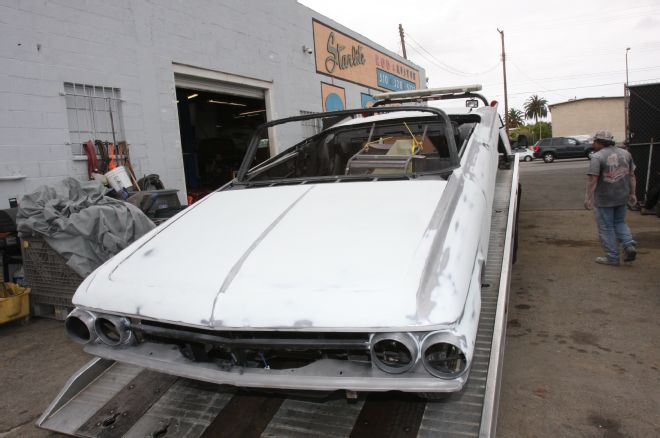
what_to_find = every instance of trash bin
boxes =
[0,282,30,325]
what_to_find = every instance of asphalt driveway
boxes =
[497,159,660,437]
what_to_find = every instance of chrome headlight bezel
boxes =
[370,332,419,374]
[93,314,133,346]
[420,332,468,379]
[65,308,98,344]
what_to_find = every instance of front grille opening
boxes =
[177,343,371,370]
[134,320,371,370]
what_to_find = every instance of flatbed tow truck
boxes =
[36,89,520,438]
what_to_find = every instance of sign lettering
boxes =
[377,69,416,92]
[325,32,366,73]
[313,20,420,91]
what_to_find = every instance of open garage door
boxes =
[174,75,270,202]
[175,74,265,100]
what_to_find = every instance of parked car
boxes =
[513,146,534,162]
[533,137,594,163]
[63,91,513,397]
[571,134,593,144]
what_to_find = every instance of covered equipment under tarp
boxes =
[17,178,155,277]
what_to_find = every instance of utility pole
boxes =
[625,47,631,143]
[497,28,509,134]
[399,24,407,60]
[625,47,631,86]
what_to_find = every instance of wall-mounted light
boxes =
[302,45,313,55]
[187,93,198,99]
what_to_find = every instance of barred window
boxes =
[300,110,323,138]
[64,83,125,156]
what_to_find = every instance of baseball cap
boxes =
[593,130,614,142]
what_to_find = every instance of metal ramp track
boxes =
[37,165,518,438]
[418,164,517,438]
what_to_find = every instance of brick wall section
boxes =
[0,0,425,208]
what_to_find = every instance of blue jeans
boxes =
[594,205,636,262]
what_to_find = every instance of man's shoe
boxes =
[595,256,619,266]
[623,245,637,262]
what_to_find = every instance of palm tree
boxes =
[507,108,524,128]
[524,95,548,139]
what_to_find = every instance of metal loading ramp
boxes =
[38,164,518,438]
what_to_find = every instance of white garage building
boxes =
[0,0,425,207]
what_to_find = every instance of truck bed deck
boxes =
[37,163,518,438]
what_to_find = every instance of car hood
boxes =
[74,179,471,330]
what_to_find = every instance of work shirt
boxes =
[587,146,635,207]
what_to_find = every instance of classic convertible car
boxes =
[64,86,512,396]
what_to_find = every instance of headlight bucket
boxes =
[65,308,98,344]
[370,332,418,374]
[94,314,133,346]
[421,332,468,379]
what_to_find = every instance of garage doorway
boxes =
[173,68,273,201]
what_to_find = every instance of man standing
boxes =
[584,130,637,265]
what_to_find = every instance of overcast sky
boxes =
[298,0,660,120]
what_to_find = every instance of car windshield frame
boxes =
[235,106,459,185]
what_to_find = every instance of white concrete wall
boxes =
[549,97,624,142]
[0,0,425,208]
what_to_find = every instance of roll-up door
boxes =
[174,74,265,100]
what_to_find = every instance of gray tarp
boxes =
[17,178,155,277]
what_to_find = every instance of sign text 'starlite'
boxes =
[313,20,420,92]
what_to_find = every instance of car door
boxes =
[551,137,565,157]
[563,137,582,157]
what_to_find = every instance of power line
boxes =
[405,43,475,77]
[405,33,501,77]
[492,80,656,97]
[481,65,660,90]
[405,41,474,77]
[508,45,660,62]
[511,2,660,28]
[406,41,500,77]
[509,61,571,99]
[505,7,660,36]
[407,3,660,42]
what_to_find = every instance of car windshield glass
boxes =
[238,110,461,185]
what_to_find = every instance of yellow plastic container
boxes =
[0,282,30,324]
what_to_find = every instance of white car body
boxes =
[514,147,535,161]
[66,102,512,394]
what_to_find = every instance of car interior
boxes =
[243,116,479,183]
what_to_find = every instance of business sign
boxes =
[313,19,420,92]
[377,69,416,92]
[321,82,346,112]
